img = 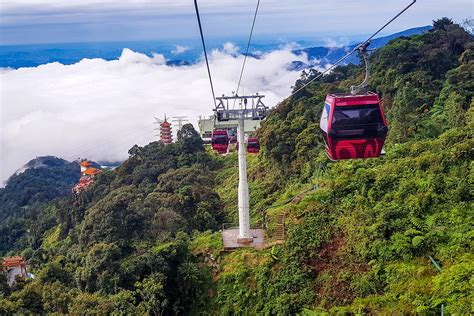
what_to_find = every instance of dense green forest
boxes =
[0,19,472,314]
[0,157,80,255]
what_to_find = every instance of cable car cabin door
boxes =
[321,94,388,161]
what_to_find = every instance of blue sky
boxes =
[0,0,472,45]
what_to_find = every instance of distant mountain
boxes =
[166,60,191,67]
[1,27,432,70]
[294,25,432,66]
[96,160,123,170]
[1,156,80,220]
[358,25,433,48]
[168,26,434,70]
[0,156,80,254]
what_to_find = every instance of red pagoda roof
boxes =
[80,161,92,167]
[84,168,102,176]
[2,256,26,268]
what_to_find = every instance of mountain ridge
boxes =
[0,26,432,69]
[294,25,432,67]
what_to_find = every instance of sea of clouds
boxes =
[0,43,314,185]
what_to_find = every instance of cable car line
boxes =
[289,0,417,99]
[233,0,261,109]
[194,0,217,109]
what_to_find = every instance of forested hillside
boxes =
[0,157,80,255]
[0,19,472,314]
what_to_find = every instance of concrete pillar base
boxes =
[237,236,254,244]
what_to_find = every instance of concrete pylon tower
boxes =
[237,116,252,243]
[215,94,267,250]
[160,115,173,145]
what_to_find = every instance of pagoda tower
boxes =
[160,115,173,145]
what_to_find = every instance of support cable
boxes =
[194,0,217,109]
[288,0,417,99]
[233,0,261,109]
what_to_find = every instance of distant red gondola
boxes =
[247,137,260,154]
[211,129,229,154]
[236,137,260,154]
[320,92,388,160]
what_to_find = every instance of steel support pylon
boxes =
[237,116,253,243]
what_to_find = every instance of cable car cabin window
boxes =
[320,102,332,146]
[248,141,259,148]
[213,136,228,144]
[320,103,331,132]
[331,104,384,138]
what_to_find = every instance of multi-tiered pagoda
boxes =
[160,116,173,145]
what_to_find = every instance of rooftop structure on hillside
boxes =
[79,161,92,168]
[74,159,103,195]
[84,167,102,176]
[2,256,28,286]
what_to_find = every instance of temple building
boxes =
[2,256,29,286]
[160,116,173,144]
[73,160,102,194]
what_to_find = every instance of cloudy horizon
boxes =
[0,44,313,184]
[1,0,473,184]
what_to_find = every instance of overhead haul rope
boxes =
[194,0,262,120]
[194,0,221,129]
[233,0,261,109]
[288,0,417,99]
[194,0,217,110]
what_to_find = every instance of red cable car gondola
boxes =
[319,42,388,161]
[236,137,260,154]
[320,92,387,160]
[247,137,260,154]
[211,129,229,155]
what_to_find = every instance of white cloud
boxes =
[119,48,167,65]
[0,45,314,184]
[322,37,351,49]
[280,42,301,51]
[221,42,240,55]
[171,45,189,55]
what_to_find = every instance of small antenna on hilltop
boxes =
[153,116,163,139]
[172,116,189,134]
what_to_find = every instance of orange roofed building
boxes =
[74,160,103,195]
[2,256,28,286]
[83,167,102,176]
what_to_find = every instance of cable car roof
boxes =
[326,92,380,106]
